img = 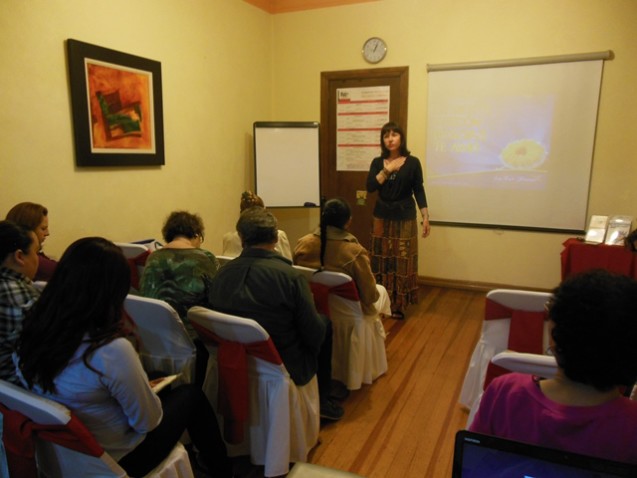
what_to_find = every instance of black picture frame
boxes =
[67,39,164,167]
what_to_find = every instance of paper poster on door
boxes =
[336,86,390,171]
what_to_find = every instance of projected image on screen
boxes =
[425,59,604,232]
[428,94,553,191]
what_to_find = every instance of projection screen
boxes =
[425,52,609,233]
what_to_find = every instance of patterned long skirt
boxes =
[370,217,419,314]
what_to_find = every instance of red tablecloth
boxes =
[560,238,637,280]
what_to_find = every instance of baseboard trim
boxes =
[417,276,551,293]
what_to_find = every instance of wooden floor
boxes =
[226,285,486,478]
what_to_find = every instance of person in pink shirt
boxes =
[470,269,637,464]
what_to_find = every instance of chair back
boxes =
[0,379,194,478]
[309,271,387,390]
[114,242,150,291]
[486,289,551,311]
[188,306,270,343]
[187,306,320,477]
[0,380,70,426]
[491,351,558,378]
[292,264,318,282]
[0,379,128,478]
[124,295,196,383]
[460,288,552,424]
[216,255,235,267]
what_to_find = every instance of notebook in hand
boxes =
[453,430,637,478]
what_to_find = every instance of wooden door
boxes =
[320,67,409,249]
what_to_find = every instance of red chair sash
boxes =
[483,298,547,388]
[127,250,150,290]
[1,403,103,478]
[191,322,282,444]
[310,281,360,319]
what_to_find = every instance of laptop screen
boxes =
[453,430,637,478]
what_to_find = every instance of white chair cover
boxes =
[124,295,196,384]
[188,306,320,478]
[0,379,193,478]
[491,351,558,378]
[459,289,552,421]
[216,255,234,267]
[310,271,389,390]
[115,242,151,293]
[293,264,318,282]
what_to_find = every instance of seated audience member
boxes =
[6,202,56,281]
[222,191,292,259]
[0,221,40,383]
[470,269,637,464]
[140,210,219,386]
[15,237,232,477]
[294,197,391,317]
[140,210,218,335]
[209,207,344,421]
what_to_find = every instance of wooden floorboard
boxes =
[228,285,485,478]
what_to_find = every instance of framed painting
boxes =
[67,39,164,167]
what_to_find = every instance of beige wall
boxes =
[2,0,636,290]
[270,0,637,289]
[0,0,272,258]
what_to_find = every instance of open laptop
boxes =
[453,430,637,478]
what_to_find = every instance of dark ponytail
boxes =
[319,198,352,268]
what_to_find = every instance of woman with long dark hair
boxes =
[16,237,232,477]
[366,122,430,319]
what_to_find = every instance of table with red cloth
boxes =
[560,238,637,280]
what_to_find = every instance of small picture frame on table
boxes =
[67,39,164,167]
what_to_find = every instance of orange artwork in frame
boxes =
[67,39,164,167]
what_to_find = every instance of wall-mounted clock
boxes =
[362,37,387,64]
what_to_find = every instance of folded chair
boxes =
[124,295,197,384]
[309,270,389,390]
[0,379,193,478]
[459,289,551,422]
[187,306,320,478]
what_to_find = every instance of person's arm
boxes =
[411,157,431,238]
[276,230,293,260]
[421,207,431,238]
[349,248,380,311]
[96,339,163,433]
[366,157,386,192]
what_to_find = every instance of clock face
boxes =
[362,37,387,64]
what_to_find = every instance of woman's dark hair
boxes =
[162,211,205,243]
[6,202,48,231]
[0,220,35,263]
[549,269,637,391]
[319,198,351,267]
[236,207,278,247]
[17,237,132,393]
[380,121,410,158]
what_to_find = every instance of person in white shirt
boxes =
[15,237,232,477]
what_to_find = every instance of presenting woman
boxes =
[15,237,232,477]
[366,122,430,319]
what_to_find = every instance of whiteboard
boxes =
[254,122,320,208]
